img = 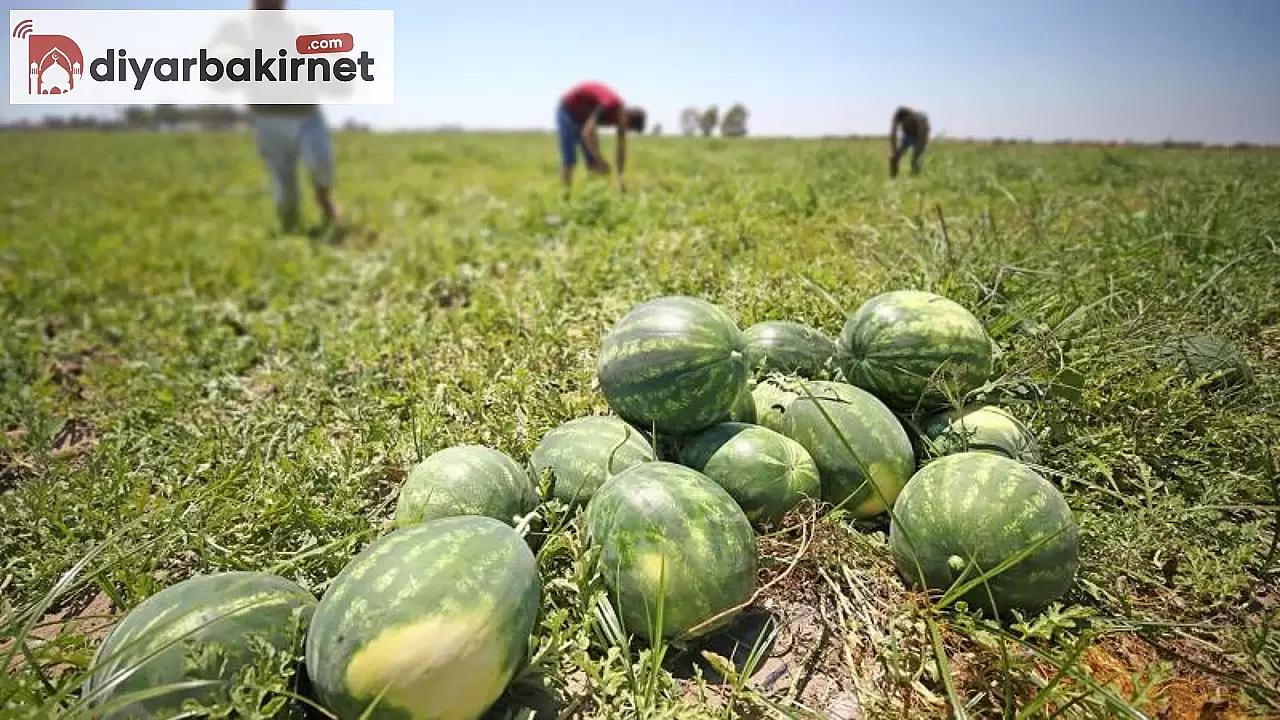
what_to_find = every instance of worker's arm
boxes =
[889,116,900,150]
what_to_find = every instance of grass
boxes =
[1,128,1278,719]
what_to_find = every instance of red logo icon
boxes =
[296,33,353,55]
[13,19,84,96]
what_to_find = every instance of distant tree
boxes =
[698,105,719,137]
[652,123,663,136]
[122,105,153,128]
[154,104,181,129]
[721,104,748,137]
[679,107,700,136]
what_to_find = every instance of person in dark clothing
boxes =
[556,81,646,192]
[889,106,931,178]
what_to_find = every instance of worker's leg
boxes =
[298,108,339,225]
[252,113,302,231]
[556,103,580,188]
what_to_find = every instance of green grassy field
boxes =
[1,130,1278,719]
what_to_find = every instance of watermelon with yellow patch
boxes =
[304,515,541,720]
[773,380,915,518]
[585,462,757,642]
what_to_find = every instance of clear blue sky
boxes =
[5,0,1280,142]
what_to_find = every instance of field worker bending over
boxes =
[248,0,340,233]
[557,81,646,192]
[889,106,931,178]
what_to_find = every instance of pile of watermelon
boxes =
[84,288,1256,718]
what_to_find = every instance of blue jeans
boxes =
[892,133,926,175]
[556,103,598,169]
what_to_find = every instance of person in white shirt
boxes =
[247,0,340,233]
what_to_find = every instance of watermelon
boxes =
[774,380,915,518]
[750,378,800,434]
[1158,333,1254,391]
[837,290,994,411]
[596,296,749,436]
[305,515,541,720]
[585,462,757,641]
[530,415,654,506]
[83,571,317,719]
[725,382,758,424]
[677,422,821,528]
[743,320,838,378]
[920,404,1042,464]
[394,445,539,529]
[889,452,1079,617]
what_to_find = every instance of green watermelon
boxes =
[530,416,654,506]
[394,445,539,529]
[775,380,915,518]
[889,452,1079,617]
[305,515,541,720]
[585,462,757,641]
[1158,333,1254,391]
[725,382,758,424]
[596,296,749,436]
[83,571,317,719]
[743,320,838,378]
[750,378,800,434]
[837,290,994,411]
[677,422,821,528]
[920,404,1042,464]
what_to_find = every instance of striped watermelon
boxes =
[743,320,838,378]
[83,571,317,719]
[305,515,541,720]
[530,415,654,507]
[775,380,915,518]
[677,422,821,528]
[889,452,1080,617]
[920,404,1042,464]
[585,462,757,641]
[750,378,800,434]
[837,290,994,411]
[596,296,749,436]
[725,382,758,424]
[394,445,539,529]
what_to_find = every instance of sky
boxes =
[4,0,1280,143]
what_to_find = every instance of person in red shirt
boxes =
[556,81,646,192]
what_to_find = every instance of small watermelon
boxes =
[775,380,915,518]
[596,296,749,436]
[743,320,838,378]
[531,416,654,507]
[306,515,541,720]
[837,290,994,411]
[1158,333,1254,391]
[585,462,757,641]
[83,571,317,719]
[677,422,821,528]
[920,404,1042,464]
[394,445,539,528]
[889,452,1079,617]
